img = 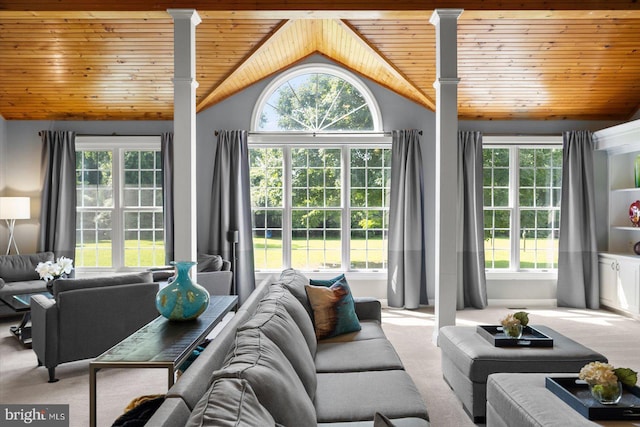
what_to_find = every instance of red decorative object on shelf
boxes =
[630,201,640,227]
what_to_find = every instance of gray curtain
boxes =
[557,130,599,309]
[161,132,174,265]
[387,129,427,309]
[457,131,488,309]
[39,131,76,259]
[209,130,256,305]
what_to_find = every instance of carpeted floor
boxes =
[1,305,639,427]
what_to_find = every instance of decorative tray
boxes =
[545,376,640,420]
[476,325,554,347]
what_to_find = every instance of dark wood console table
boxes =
[89,295,237,427]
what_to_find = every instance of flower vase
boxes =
[155,261,210,321]
[504,324,523,339]
[590,381,623,405]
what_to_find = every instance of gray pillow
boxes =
[197,254,224,272]
[185,378,277,427]
[239,298,317,399]
[214,328,316,427]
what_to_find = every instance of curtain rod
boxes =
[214,130,422,136]
[75,133,162,137]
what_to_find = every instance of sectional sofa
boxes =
[146,268,430,426]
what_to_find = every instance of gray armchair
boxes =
[30,272,159,382]
[0,252,54,316]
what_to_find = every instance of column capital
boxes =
[429,9,463,25]
[433,78,461,89]
[167,9,202,26]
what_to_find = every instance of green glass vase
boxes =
[635,155,640,188]
[155,261,210,321]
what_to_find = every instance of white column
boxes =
[430,9,462,343]
[168,9,201,264]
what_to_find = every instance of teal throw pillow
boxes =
[305,277,361,340]
[309,274,345,287]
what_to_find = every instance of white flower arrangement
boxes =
[579,361,637,388]
[35,256,74,282]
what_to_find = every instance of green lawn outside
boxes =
[76,236,558,270]
[75,240,165,267]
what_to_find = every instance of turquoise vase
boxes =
[155,261,210,321]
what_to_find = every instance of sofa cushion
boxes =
[305,278,361,339]
[53,271,153,297]
[214,328,316,427]
[185,378,277,427]
[263,283,317,355]
[315,370,430,423]
[319,320,386,343]
[277,268,313,317]
[239,298,317,399]
[0,252,54,283]
[315,338,404,373]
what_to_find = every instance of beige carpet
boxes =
[1,305,639,427]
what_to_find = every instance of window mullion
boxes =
[510,147,520,271]
[342,147,350,270]
[283,146,292,269]
[113,147,124,271]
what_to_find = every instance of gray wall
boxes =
[0,56,630,303]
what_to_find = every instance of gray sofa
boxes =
[0,252,54,315]
[145,269,430,427]
[30,272,159,382]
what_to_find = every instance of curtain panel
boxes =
[457,131,488,309]
[208,130,256,305]
[39,130,77,259]
[161,132,175,265]
[557,130,599,309]
[387,129,427,309]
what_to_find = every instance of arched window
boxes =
[249,65,389,274]
[252,64,382,133]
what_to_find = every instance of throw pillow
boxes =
[197,253,224,272]
[305,278,361,340]
[309,273,345,287]
[111,395,165,427]
[373,412,397,427]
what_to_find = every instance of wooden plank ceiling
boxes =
[1,1,639,121]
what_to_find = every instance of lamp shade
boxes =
[0,197,31,220]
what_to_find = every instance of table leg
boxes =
[89,365,99,427]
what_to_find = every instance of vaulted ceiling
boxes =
[1,1,640,121]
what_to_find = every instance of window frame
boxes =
[483,135,562,280]
[75,135,162,273]
[251,63,383,134]
[249,134,392,274]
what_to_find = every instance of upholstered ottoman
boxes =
[487,373,603,427]
[438,325,607,422]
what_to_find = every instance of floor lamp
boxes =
[0,197,30,255]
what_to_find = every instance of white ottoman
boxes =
[438,325,607,422]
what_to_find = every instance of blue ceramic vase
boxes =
[156,261,210,321]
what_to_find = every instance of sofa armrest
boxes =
[353,297,381,323]
[31,294,59,368]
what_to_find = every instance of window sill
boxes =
[486,271,557,281]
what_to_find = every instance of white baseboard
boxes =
[487,299,557,308]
